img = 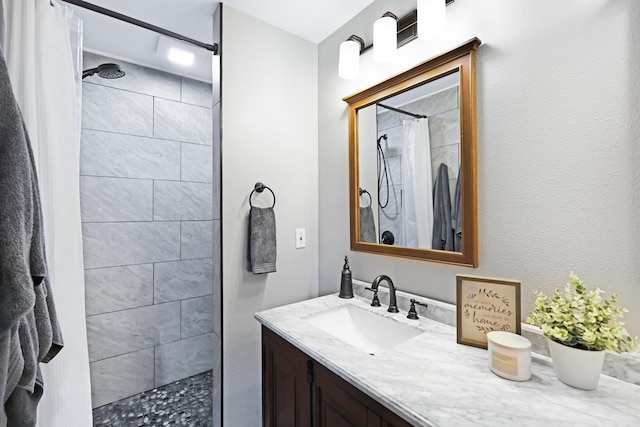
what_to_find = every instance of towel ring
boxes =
[249,182,276,208]
[359,188,372,208]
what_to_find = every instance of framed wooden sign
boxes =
[456,275,521,349]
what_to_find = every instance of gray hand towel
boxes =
[359,206,377,243]
[432,163,454,251]
[248,207,277,274]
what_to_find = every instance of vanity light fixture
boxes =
[338,35,365,79]
[373,12,398,63]
[338,4,455,79]
[418,0,452,40]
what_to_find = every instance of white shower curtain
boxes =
[401,118,434,248]
[2,1,93,425]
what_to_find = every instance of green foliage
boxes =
[526,273,639,353]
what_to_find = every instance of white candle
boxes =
[486,331,532,381]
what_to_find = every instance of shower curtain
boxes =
[2,0,93,425]
[401,118,434,248]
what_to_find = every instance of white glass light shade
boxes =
[373,16,397,63]
[338,39,360,79]
[418,0,446,40]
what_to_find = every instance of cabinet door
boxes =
[262,326,311,427]
[312,362,413,427]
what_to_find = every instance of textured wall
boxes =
[80,53,217,408]
[318,0,640,336]
[221,6,319,426]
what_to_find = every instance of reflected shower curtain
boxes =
[401,118,434,248]
[2,0,93,425]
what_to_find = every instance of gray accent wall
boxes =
[80,52,218,409]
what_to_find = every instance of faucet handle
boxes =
[407,301,419,320]
[365,287,381,307]
[407,299,428,320]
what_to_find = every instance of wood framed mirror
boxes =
[344,38,481,267]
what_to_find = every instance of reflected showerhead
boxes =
[82,63,125,80]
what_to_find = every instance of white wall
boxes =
[221,6,319,425]
[319,0,640,336]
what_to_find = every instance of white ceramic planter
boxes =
[547,338,606,390]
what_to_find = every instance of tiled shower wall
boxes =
[376,86,460,245]
[79,52,219,408]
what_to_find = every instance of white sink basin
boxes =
[304,304,423,355]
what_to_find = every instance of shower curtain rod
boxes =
[377,103,427,119]
[60,0,218,54]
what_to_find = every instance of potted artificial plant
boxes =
[527,273,639,390]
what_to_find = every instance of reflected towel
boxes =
[248,207,277,274]
[432,163,454,251]
[452,170,462,252]
[359,206,377,243]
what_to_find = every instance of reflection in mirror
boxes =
[358,71,461,252]
[345,38,480,267]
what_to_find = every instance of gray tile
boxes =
[154,181,213,220]
[410,85,459,117]
[181,295,214,338]
[378,125,402,156]
[80,129,180,180]
[82,83,153,137]
[181,143,213,183]
[154,334,214,387]
[87,302,180,361]
[181,221,213,259]
[154,258,213,303]
[181,77,213,108]
[80,176,153,222]
[83,52,181,101]
[82,221,180,269]
[154,98,212,145]
[85,264,154,316]
[89,348,155,408]
[378,183,402,216]
[431,145,459,183]
[377,109,400,131]
[386,155,403,187]
[428,108,460,149]
[212,103,221,220]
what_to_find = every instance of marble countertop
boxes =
[255,291,640,427]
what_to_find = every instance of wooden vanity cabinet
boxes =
[262,326,413,427]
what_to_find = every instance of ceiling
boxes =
[65,0,375,82]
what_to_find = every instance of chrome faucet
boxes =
[370,275,399,313]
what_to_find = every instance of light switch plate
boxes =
[295,228,306,249]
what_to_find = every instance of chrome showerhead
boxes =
[82,63,125,80]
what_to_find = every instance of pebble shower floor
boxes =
[92,371,213,426]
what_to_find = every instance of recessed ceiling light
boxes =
[167,47,195,66]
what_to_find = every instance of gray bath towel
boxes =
[452,169,462,252]
[0,51,63,423]
[359,206,377,243]
[248,207,277,274]
[0,326,23,411]
[432,163,454,251]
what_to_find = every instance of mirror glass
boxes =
[345,38,480,267]
[357,71,461,251]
